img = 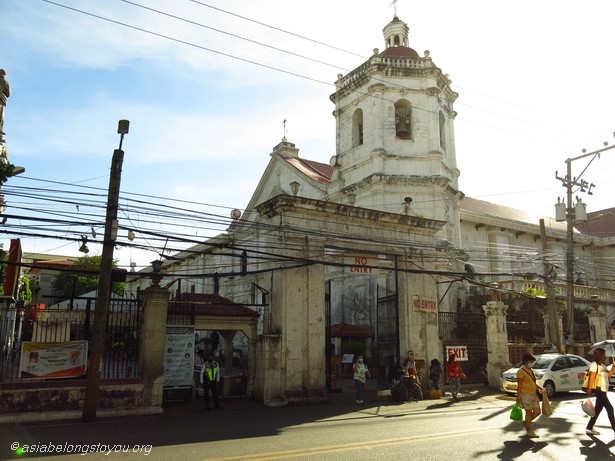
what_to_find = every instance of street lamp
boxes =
[555,137,615,349]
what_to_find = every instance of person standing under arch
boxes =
[200,352,223,410]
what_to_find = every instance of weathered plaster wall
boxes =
[0,382,143,413]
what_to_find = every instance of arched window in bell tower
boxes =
[352,108,364,147]
[394,100,412,140]
[439,111,446,149]
[387,35,406,47]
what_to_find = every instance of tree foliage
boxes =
[51,255,124,299]
[18,274,32,305]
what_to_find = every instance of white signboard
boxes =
[164,325,195,388]
[446,345,469,361]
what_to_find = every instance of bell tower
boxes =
[328,15,462,245]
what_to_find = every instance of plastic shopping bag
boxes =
[582,398,596,417]
[510,402,523,421]
[542,393,553,416]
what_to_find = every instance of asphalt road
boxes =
[1,385,615,461]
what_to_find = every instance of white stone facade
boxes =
[125,15,615,402]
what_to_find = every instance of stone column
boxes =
[219,331,236,396]
[483,301,511,389]
[542,311,564,351]
[140,286,169,407]
[587,309,607,344]
[556,312,565,353]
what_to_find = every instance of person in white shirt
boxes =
[586,348,615,436]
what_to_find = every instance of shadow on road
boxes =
[579,435,615,459]
[496,439,549,460]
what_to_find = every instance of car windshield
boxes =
[513,356,553,370]
[532,357,553,370]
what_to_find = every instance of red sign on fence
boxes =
[446,345,469,361]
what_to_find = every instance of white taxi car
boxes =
[500,353,590,398]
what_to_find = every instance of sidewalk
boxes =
[162,379,505,416]
[0,380,505,425]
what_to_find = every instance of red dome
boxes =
[381,46,420,58]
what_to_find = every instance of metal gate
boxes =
[0,296,141,384]
[439,312,488,384]
[375,290,398,385]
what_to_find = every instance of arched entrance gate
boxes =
[165,293,259,401]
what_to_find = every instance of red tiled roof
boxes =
[284,158,332,184]
[169,293,259,318]
[460,197,542,222]
[29,258,77,274]
[34,259,77,267]
[575,207,615,237]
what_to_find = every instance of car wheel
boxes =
[544,380,555,398]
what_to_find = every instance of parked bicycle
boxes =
[390,367,423,402]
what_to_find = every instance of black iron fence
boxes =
[0,296,142,384]
[439,312,488,384]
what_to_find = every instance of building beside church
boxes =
[126,15,615,404]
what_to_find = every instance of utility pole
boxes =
[83,120,129,422]
[556,137,615,351]
[540,219,561,352]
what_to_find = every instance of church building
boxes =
[126,15,615,404]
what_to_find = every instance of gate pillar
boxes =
[140,286,170,407]
[587,308,606,344]
[483,301,511,389]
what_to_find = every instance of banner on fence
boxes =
[164,325,195,388]
[19,341,88,379]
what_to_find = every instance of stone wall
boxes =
[0,380,143,413]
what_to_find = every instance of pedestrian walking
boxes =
[585,347,615,436]
[516,353,544,438]
[446,353,466,402]
[200,352,223,410]
[352,354,371,404]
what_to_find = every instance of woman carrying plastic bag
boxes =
[516,353,545,438]
[510,402,523,421]
[585,347,615,436]
[582,397,595,417]
[541,391,554,416]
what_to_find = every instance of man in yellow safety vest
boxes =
[200,352,223,410]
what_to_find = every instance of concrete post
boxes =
[587,309,607,344]
[483,301,511,389]
[542,312,551,345]
[219,331,236,396]
[140,286,169,407]
[543,312,565,352]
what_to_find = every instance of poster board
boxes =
[20,341,88,379]
[163,325,195,388]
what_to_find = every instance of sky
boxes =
[1,0,615,271]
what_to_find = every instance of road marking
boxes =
[206,426,502,460]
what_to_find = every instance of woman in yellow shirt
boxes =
[516,353,545,438]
